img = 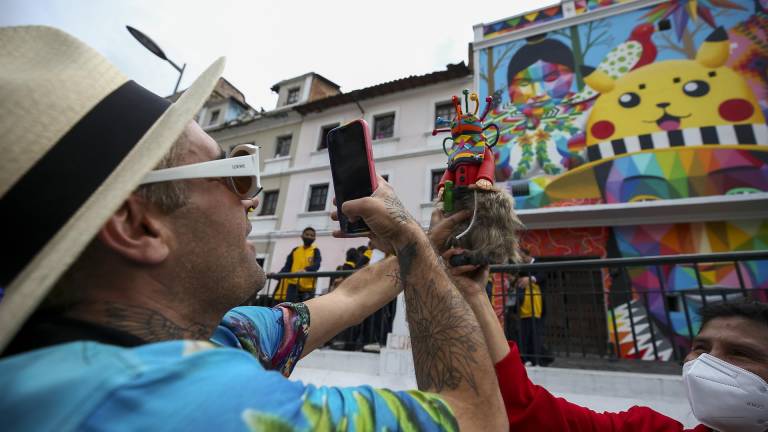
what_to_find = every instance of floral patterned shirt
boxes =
[0,304,457,431]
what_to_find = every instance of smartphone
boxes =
[326,119,378,236]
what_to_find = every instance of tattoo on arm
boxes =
[398,241,483,394]
[383,194,413,225]
[104,304,210,342]
[385,269,403,290]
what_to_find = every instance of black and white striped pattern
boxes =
[586,123,768,162]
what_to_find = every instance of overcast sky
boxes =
[3,0,557,110]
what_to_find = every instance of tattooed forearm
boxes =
[398,241,484,394]
[406,279,482,393]
[104,304,210,342]
[383,194,413,225]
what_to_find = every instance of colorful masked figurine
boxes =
[433,90,523,266]
[434,90,498,197]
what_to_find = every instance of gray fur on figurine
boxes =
[433,90,524,266]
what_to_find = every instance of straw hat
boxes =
[0,26,224,350]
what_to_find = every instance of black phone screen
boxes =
[327,121,374,234]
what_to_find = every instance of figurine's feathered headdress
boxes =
[432,89,499,155]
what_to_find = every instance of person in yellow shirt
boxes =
[515,248,547,366]
[276,227,322,302]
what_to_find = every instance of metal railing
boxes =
[247,251,768,366]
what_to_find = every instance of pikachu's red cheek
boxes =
[719,98,754,122]
[591,120,615,140]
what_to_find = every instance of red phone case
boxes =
[356,119,379,192]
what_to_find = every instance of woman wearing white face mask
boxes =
[432,234,768,432]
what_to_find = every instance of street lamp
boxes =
[126,25,186,95]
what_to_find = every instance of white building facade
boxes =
[246,63,473,293]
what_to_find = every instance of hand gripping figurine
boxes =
[433,90,523,266]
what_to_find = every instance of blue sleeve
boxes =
[211,303,309,377]
[83,346,458,431]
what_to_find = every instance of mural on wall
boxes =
[479,0,768,357]
[481,0,766,191]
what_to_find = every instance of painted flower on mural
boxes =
[490,99,591,180]
[533,129,551,142]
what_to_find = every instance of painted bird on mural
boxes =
[627,23,658,69]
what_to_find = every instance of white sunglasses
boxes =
[140,143,262,199]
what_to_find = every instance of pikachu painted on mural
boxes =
[433,90,524,266]
[544,26,768,203]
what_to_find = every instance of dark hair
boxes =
[507,34,575,86]
[701,301,768,330]
[302,227,316,234]
[346,248,359,262]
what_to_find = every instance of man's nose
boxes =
[243,198,259,211]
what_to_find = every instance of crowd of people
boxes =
[1,26,767,431]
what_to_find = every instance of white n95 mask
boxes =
[683,353,768,432]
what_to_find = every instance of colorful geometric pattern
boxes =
[483,4,564,39]
[608,299,674,360]
[614,220,768,342]
[601,148,768,204]
[642,0,748,41]
[482,0,637,39]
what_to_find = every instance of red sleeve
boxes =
[437,167,454,191]
[477,147,495,183]
[495,342,696,432]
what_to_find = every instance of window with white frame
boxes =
[307,184,329,212]
[373,113,395,140]
[259,190,279,216]
[318,123,339,150]
[274,135,292,157]
[286,87,300,105]
[434,101,455,127]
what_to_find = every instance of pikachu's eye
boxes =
[618,92,641,108]
[683,80,710,97]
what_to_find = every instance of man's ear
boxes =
[97,194,171,264]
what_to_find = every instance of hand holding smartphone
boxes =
[326,119,378,236]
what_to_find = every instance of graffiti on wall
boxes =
[479,0,768,356]
[608,299,675,360]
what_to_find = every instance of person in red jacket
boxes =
[428,209,768,432]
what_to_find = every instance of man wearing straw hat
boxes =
[0,26,506,430]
